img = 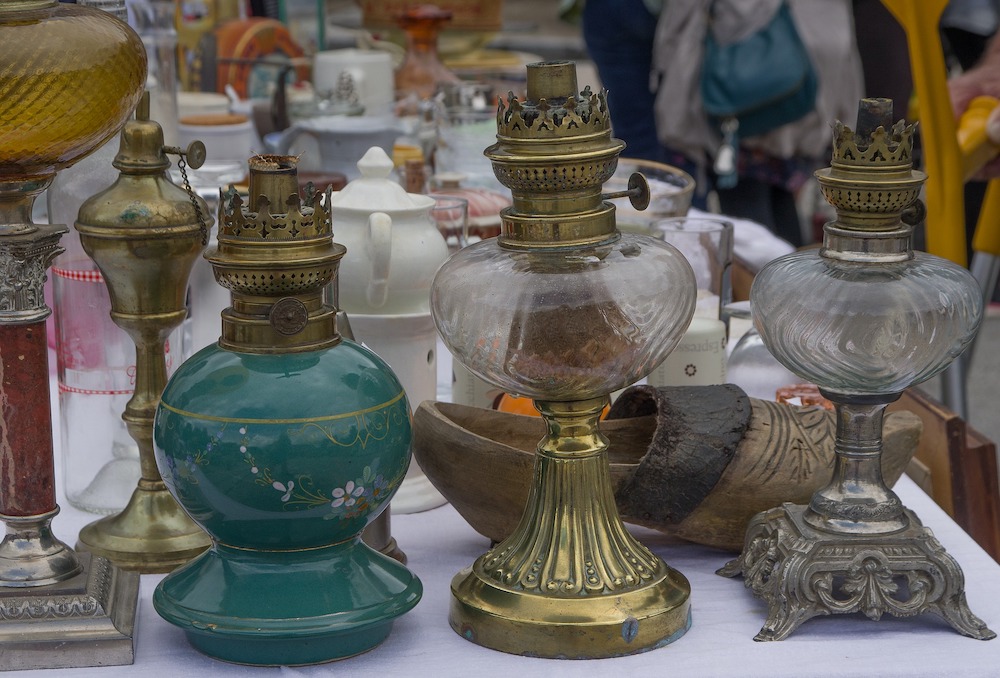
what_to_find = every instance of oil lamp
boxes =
[430,61,696,658]
[74,94,213,572]
[0,0,146,668]
[719,98,996,641]
[152,155,421,666]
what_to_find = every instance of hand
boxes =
[951,65,1000,178]
[950,60,1000,119]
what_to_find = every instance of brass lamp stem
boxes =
[117,316,181,481]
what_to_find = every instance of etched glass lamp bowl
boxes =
[752,255,981,396]
[432,237,696,401]
[431,61,697,659]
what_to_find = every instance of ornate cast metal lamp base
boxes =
[449,398,691,659]
[0,552,139,671]
[719,502,996,642]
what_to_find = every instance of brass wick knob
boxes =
[602,172,650,211]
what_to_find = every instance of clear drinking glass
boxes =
[651,217,733,319]
[722,300,798,400]
[53,254,188,514]
[429,195,469,253]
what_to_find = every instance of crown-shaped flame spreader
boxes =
[219,178,332,241]
[495,86,611,140]
[830,119,916,171]
[816,98,925,236]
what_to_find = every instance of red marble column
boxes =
[0,321,56,517]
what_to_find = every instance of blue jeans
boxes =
[582,0,665,164]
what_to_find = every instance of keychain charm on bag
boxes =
[714,117,739,188]
[701,1,818,187]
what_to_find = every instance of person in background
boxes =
[652,0,863,248]
[568,0,863,247]
[566,0,708,208]
[578,0,666,163]
[944,1,1000,267]
[950,12,1000,178]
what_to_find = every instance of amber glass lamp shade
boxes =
[0,0,146,181]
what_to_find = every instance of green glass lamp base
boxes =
[153,539,422,666]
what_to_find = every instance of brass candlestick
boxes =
[430,61,695,658]
[74,95,212,572]
[719,99,995,641]
[0,0,146,668]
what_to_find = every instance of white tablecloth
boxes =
[18,357,1000,677]
[22,476,1000,678]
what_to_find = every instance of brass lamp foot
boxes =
[76,481,209,573]
[451,559,691,658]
[449,398,691,658]
[719,502,996,641]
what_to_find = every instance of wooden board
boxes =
[892,388,1000,561]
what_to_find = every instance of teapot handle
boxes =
[366,212,392,309]
[271,123,311,156]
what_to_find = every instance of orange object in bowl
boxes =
[496,393,611,419]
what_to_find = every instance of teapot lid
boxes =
[331,146,432,211]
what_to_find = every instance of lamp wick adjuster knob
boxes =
[164,141,207,171]
[602,172,650,211]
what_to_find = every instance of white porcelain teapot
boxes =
[331,146,450,315]
[272,115,404,179]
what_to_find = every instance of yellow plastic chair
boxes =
[882,0,1000,419]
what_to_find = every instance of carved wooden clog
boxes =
[412,384,922,551]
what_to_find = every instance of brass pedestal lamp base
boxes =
[0,552,139,670]
[76,481,209,573]
[719,502,996,641]
[449,399,691,659]
[451,559,691,658]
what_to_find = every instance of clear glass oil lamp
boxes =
[0,0,146,668]
[152,155,422,666]
[719,98,996,642]
[431,61,697,658]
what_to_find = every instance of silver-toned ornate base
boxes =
[718,502,996,642]
[0,552,139,670]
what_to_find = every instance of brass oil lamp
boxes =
[0,0,146,667]
[430,61,696,658]
[74,94,212,572]
[719,98,995,641]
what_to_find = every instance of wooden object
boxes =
[414,385,922,551]
[891,388,1000,561]
[732,254,755,302]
